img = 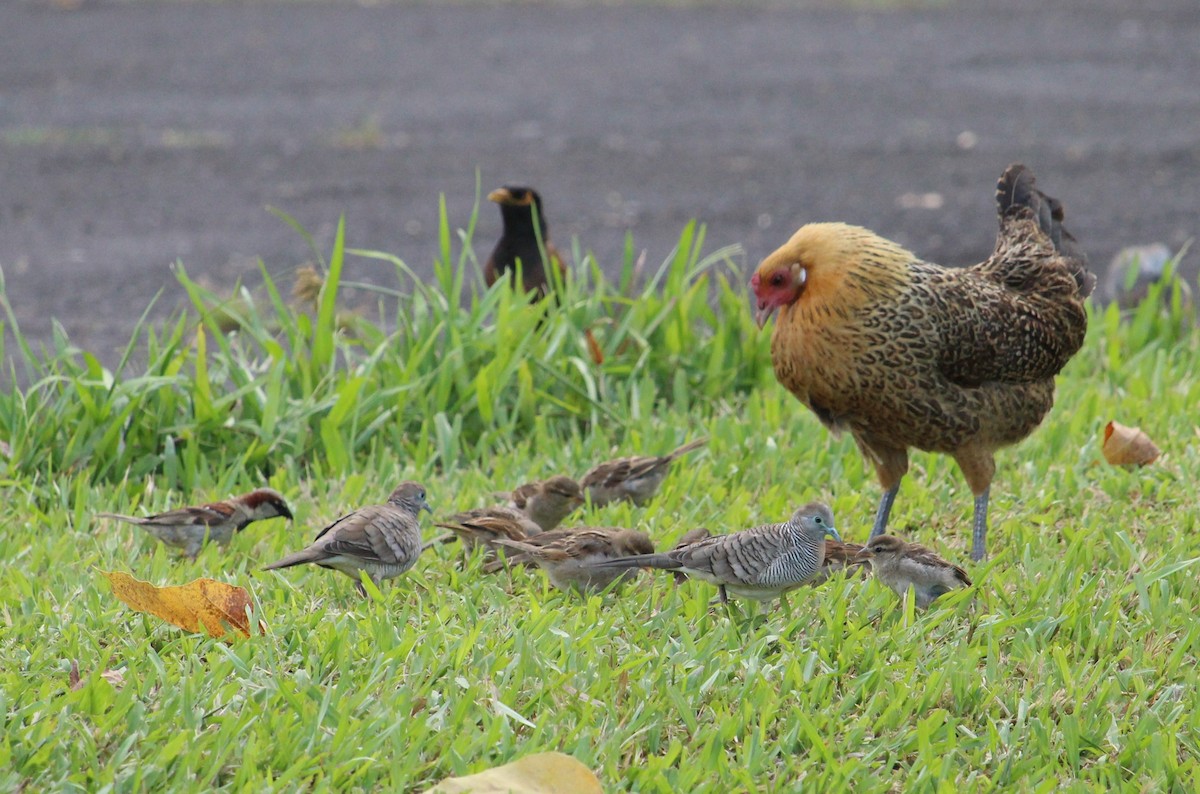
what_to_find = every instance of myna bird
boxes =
[485,185,566,298]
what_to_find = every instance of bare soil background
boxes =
[2,0,1197,363]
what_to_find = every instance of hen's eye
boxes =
[771,273,784,286]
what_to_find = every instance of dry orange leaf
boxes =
[103,571,256,638]
[421,752,602,794]
[1102,421,1161,467]
[584,327,604,366]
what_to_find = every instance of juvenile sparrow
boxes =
[97,488,293,559]
[508,475,586,532]
[807,539,868,586]
[854,535,972,609]
[586,502,839,603]
[669,527,713,585]
[580,438,707,507]
[262,481,431,597]
[493,527,655,594]
[433,505,542,564]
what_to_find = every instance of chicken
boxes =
[751,164,1093,561]
[485,186,566,298]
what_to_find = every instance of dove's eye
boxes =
[813,516,824,525]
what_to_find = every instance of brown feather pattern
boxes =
[752,164,1092,560]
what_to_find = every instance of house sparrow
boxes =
[580,438,707,507]
[262,481,431,597]
[586,502,839,603]
[493,527,655,594]
[508,475,585,532]
[96,487,293,559]
[807,539,868,586]
[669,527,713,585]
[854,535,972,608]
[432,505,542,563]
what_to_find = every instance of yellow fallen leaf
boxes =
[421,752,602,794]
[103,571,256,639]
[1102,421,1161,467]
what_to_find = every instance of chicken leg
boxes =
[971,489,989,563]
[869,486,899,540]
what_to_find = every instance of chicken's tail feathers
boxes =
[262,548,325,571]
[996,163,1095,297]
[996,163,1039,220]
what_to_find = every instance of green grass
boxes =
[1,206,1198,791]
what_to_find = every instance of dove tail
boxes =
[589,553,680,571]
[262,548,326,571]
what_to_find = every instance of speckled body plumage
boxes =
[97,488,292,559]
[580,438,707,507]
[494,527,655,594]
[856,535,972,609]
[753,164,1093,560]
[437,505,542,550]
[508,475,585,532]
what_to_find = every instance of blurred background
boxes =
[1,0,1196,362]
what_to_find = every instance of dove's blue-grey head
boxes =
[388,481,433,517]
[791,502,839,541]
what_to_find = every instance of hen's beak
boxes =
[487,188,510,203]
[754,301,776,330]
[854,548,875,561]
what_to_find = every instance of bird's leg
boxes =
[971,488,989,562]
[719,584,729,604]
[354,578,368,598]
[869,487,899,540]
[867,444,908,539]
[954,447,996,563]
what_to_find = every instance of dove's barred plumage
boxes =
[587,502,839,602]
